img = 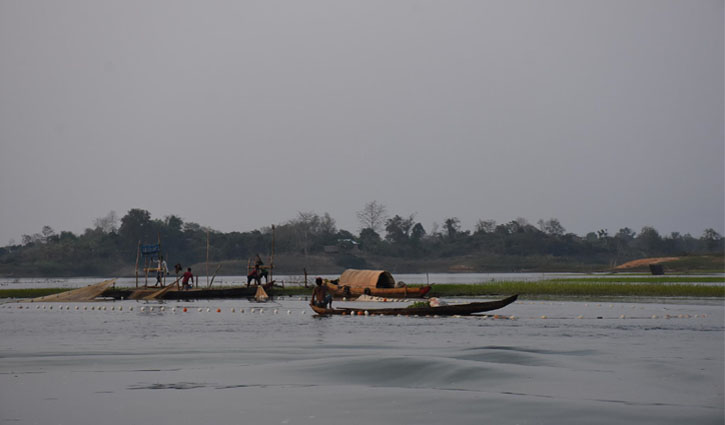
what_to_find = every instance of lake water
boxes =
[1,295,722,424]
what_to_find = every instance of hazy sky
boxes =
[1,0,723,245]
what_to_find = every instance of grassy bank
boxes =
[0,288,69,299]
[550,276,725,284]
[428,282,724,298]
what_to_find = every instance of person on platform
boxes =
[155,256,168,287]
[182,267,194,290]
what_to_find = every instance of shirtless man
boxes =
[310,277,332,309]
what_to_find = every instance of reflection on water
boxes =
[0,297,722,425]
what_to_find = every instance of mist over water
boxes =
[1,295,722,425]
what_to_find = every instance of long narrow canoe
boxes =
[310,294,518,316]
[324,281,432,299]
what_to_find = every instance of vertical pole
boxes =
[304,230,308,283]
[135,241,140,288]
[246,258,251,287]
[270,225,275,283]
[206,230,210,287]
[158,232,164,286]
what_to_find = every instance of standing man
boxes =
[311,277,332,309]
[155,256,168,287]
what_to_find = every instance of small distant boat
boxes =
[310,294,518,316]
[324,269,432,299]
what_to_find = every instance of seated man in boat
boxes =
[311,277,333,309]
[181,267,194,290]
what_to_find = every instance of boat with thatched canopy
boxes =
[324,269,432,299]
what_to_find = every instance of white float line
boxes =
[6,305,709,321]
[530,314,708,320]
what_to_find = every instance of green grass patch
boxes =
[428,281,724,298]
[276,286,316,296]
[0,288,70,299]
[551,276,725,284]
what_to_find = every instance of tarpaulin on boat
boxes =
[338,269,396,288]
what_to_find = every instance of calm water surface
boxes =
[1,295,722,425]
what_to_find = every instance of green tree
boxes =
[636,226,663,254]
[94,211,119,234]
[443,217,462,240]
[119,209,153,256]
[537,218,566,236]
[411,223,426,242]
[701,228,723,252]
[475,219,496,234]
[358,228,382,251]
[385,215,415,243]
[41,226,56,243]
[615,227,636,241]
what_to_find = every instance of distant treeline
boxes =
[0,207,722,276]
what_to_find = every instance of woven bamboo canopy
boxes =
[338,269,396,289]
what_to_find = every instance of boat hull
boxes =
[102,283,274,300]
[310,294,518,316]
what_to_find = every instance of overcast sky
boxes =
[1,0,723,245]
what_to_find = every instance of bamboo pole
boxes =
[143,275,183,300]
[158,232,165,287]
[206,230,210,287]
[135,241,140,288]
[208,264,222,288]
[270,225,275,283]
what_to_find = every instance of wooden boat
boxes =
[324,269,432,299]
[102,282,275,300]
[310,294,518,316]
